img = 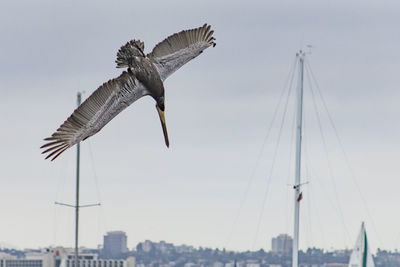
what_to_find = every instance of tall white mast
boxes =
[292,50,305,267]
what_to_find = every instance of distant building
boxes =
[154,241,174,254]
[62,249,135,267]
[271,234,293,255]
[0,247,135,267]
[174,245,194,253]
[141,240,153,252]
[102,231,128,259]
[65,257,135,267]
[212,262,223,267]
[0,253,16,260]
[0,248,57,267]
[0,259,43,267]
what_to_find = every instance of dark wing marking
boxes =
[148,24,216,81]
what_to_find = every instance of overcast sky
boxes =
[1,0,400,253]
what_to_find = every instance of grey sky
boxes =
[1,0,400,252]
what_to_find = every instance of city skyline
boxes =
[1,0,400,252]
[0,236,397,267]
[0,229,377,254]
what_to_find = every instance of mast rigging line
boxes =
[307,182,327,248]
[224,57,298,250]
[53,152,73,246]
[87,140,103,204]
[302,105,328,249]
[251,58,297,250]
[305,59,383,248]
[284,84,298,238]
[304,60,352,245]
[301,115,314,254]
[87,140,109,240]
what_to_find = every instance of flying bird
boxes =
[41,24,216,160]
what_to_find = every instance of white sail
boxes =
[59,258,67,267]
[348,222,375,267]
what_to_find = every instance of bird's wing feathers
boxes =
[41,71,148,161]
[42,24,215,161]
[148,24,216,81]
[115,40,145,68]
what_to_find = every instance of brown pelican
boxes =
[41,24,216,160]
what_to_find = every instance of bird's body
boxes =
[41,24,215,160]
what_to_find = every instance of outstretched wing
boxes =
[148,24,216,81]
[41,71,148,161]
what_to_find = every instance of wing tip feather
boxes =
[41,137,71,160]
[149,23,216,59]
[44,144,69,160]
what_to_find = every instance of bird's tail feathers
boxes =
[115,40,145,68]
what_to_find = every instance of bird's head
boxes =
[155,96,169,147]
[156,96,165,111]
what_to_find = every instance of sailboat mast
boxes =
[54,92,100,266]
[292,50,305,267]
[75,92,81,267]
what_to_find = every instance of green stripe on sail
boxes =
[362,231,368,267]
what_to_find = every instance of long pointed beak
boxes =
[156,105,169,147]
